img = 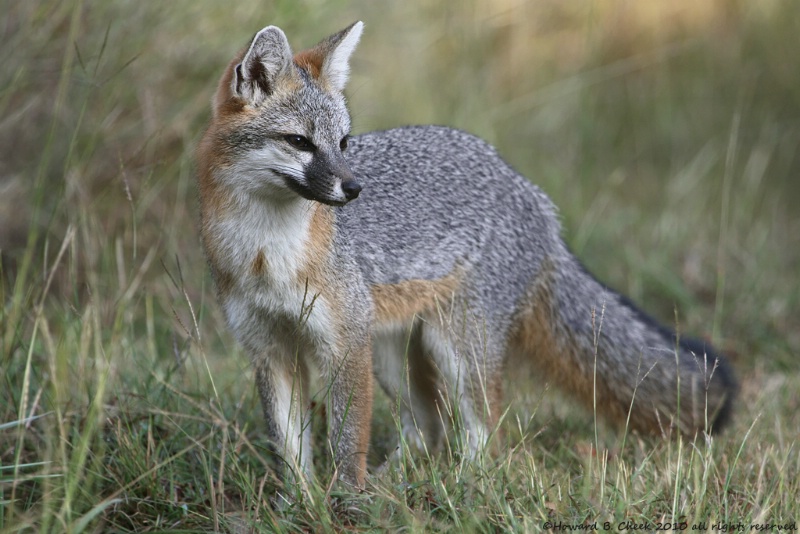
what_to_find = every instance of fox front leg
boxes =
[254,354,314,484]
[324,342,373,490]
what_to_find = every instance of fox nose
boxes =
[342,180,362,201]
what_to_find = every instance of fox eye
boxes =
[339,136,349,151]
[284,135,314,151]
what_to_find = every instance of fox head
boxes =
[206,22,364,206]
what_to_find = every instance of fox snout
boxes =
[342,179,362,201]
[303,149,362,205]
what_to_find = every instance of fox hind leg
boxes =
[420,321,504,459]
[373,322,445,455]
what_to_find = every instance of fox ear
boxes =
[234,26,293,104]
[322,21,363,92]
[295,21,363,93]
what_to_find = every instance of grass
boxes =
[1,0,799,531]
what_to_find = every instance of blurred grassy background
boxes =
[1,0,798,530]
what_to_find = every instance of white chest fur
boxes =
[214,195,335,350]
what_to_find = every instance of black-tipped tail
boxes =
[675,335,737,432]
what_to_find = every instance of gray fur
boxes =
[343,126,559,319]
[340,125,734,435]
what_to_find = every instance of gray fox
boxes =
[196,22,735,490]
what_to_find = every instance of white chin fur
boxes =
[328,182,348,204]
